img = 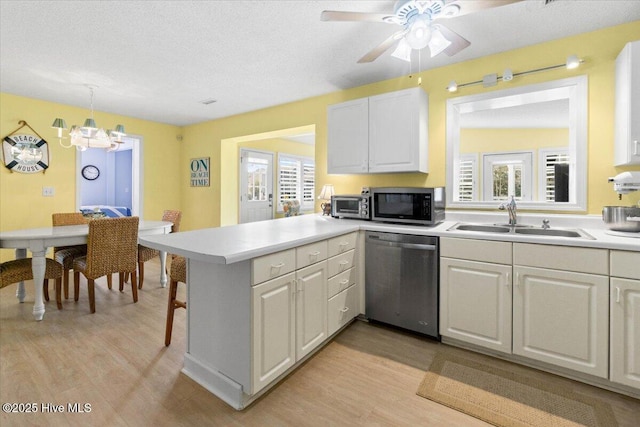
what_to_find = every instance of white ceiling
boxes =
[1,0,639,127]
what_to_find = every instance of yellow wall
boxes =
[2,22,640,256]
[0,93,181,261]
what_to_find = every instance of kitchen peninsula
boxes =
[139,214,640,408]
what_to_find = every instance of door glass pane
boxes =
[247,157,268,202]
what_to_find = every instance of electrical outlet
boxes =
[42,187,55,197]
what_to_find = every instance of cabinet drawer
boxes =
[611,250,640,280]
[441,237,512,264]
[328,250,355,277]
[328,284,358,336]
[296,240,328,270]
[328,232,357,257]
[252,249,296,285]
[328,267,355,299]
[513,243,608,275]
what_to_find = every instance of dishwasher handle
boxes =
[367,238,436,251]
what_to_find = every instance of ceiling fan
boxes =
[321,0,521,63]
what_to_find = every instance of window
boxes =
[277,154,315,212]
[539,148,570,202]
[483,152,533,201]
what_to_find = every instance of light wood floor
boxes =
[1,258,639,426]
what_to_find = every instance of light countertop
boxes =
[138,214,639,265]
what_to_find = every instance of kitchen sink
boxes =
[448,223,594,239]
[453,224,512,233]
[513,228,593,238]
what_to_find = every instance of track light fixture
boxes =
[445,55,583,92]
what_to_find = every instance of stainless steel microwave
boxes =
[370,187,445,225]
[331,194,371,220]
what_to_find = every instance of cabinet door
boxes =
[610,277,640,389]
[252,273,296,394]
[440,257,512,354]
[368,87,428,173]
[296,261,328,360]
[513,266,609,378]
[614,40,640,165]
[327,98,369,173]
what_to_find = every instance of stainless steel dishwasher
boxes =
[365,231,439,339]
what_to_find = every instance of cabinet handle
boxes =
[339,241,349,248]
[634,140,639,156]
[309,251,320,256]
[340,279,349,286]
[506,272,511,287]
[516,272,521,288]
[340,307,349,313]
[616,286,621,303]
[271,262,285,269]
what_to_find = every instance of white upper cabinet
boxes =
[327,87,429,174]
[615,40,640,165]
[327,97,369,173]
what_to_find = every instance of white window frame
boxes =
[277,154,315,213]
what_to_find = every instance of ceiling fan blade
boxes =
[357,30,408,63]
[321,10,391,23]
[438,0,522,19]
[433,24,471,57]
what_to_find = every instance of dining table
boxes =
[0,220,173,321]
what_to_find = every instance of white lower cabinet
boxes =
[610,277,640,388]
[251,254,327,395]
[610,250,640,389]
[440,238,513,354]
[295,261,328,360]
[251,272,296,394]
[513,243,609,379]
[440,257,512,354]
[512,266,609,378]
[251,233,358,396]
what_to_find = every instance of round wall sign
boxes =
[2,134,50,173]
[82,165,100,180]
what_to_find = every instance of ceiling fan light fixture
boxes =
[391,38,413,62]
[428,27,452,57]
[405,15,432,50]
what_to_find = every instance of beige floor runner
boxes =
[417,352,618,427]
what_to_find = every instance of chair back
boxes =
[52,212,88,226]
[84,217,139,279]
[162,210,182,233]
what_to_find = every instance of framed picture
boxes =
[190,157,210,187]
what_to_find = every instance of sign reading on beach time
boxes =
[190,157,210,187]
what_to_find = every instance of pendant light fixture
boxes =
[52,85,126,152]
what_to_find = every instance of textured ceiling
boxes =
[1,0,639,126]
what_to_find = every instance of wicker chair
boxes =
[52,212,88,300]
[73,216,140,313]
[137,209,181,289]
[0,258,64,309]
[165,256,186,346]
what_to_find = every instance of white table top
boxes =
[0,220,172,249]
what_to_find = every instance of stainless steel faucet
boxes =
[498,196,517,225]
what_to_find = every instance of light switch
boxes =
[42,187,55,197]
